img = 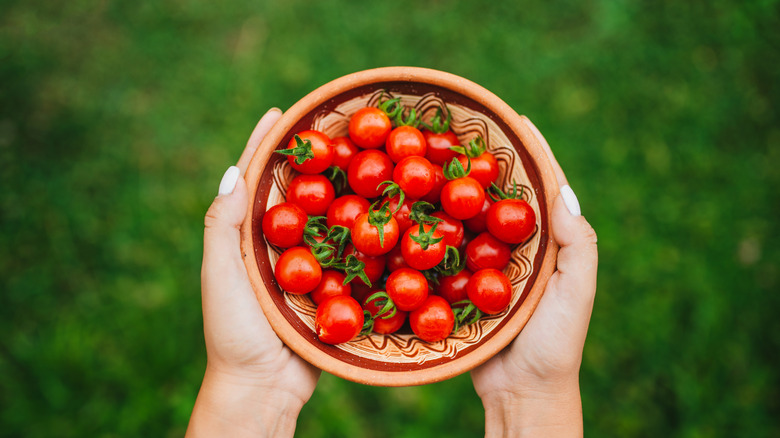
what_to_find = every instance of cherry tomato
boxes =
[363,295,407,334]
[410,296,455,342]
[401,223,446,270]
[344,245,387,287]
[386,125,427,162]
[311,270,352,306]
[331,136,359,170]
[261,202,308,248]
[457,152,499,190]
[348,107,392,149]
[386,243,410,272]
[420,164,446,204]
[465,232,511,272]
[392,156,435,199]
[284,130,334,174]
[440,176,485,220]
[486,198,537,244]
[430,211,464,248]
[384,194,415,234]
[347,150,394,198]
[327,195,370,229]
[315,295,364,344]
[274,246,322,294]
[463,196,493,233]
[437,269,472,305]
[423,129,460,165]
[467,268,512,314]
[386,268,429,311]
[351,210,399,256]
[286,174,335,216]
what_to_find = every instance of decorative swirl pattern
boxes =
[263,90,542,364]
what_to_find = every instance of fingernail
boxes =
[218,166,240,195]
[560,185,581,216]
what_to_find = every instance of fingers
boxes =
[549,193,598,307]
[236,108,283,174]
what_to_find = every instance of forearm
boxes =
[482,381,583,438]
[186,366,303,438]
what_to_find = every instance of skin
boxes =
[188,109,598,438]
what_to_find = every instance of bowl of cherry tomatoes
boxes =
[241,67,559,386]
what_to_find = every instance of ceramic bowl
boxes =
[240,67,559,386]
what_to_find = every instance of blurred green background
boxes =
[2,0,779,436]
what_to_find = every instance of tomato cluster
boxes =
[262,98,537,345]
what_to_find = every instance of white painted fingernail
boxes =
[561,185,581,216]
[218,166,240,195]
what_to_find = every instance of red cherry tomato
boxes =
[386,268,429,311]
[440,176,485,220]
[347,150,394,198]
[410,296,455,342]
[465,232,511,272]
[457,152,498,190]
[430,211,464,248]
[437,270,472,305]
[383,194,416,234]
[311,270,352,306]
[467,268,512,314]
[386,125,427,162]
[351,210,400,256]
[286,174,335,216]
[401,223,446,270]
[327,195,370,229]
[285,130,334,174]
[392,156,435,199]
[423,129,460,165]
[261,202,308,248]
[274,246,322,294]
[348,107,392,149]
[463,196,493,233]
[386,243,410,272]
[331,136,359,170]
[344,245,387,288]
[486,198,537,244]
[363,295,407,334]
[420,164,446,204]
[315,296,364,344]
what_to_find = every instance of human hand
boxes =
[187,109,321,438]
[471,120,598,437]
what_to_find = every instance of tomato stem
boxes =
[377,94,403,120]
[394,107,421,128]
[366,200,394,248]
[324,166,347,195]
[434,245,464,276]
[377,181,405,213]
[488,180,524,202]
[408,201,442,226]
[449,136,486,158]
[409,221,444,251]
[365,291,398,320]
[341,254,372,287]
[274,134,315,164]
[442,155,472,180]
[420,106,452,134]
[452,299,483,332]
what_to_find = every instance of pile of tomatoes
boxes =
[261,97,536,345]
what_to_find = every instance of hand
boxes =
[471,120,598,437]
[187,109,320,438]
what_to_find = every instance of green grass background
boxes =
[2,1,779,436]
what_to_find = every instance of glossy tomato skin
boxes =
[420,164,446,204]
[286,130,334,174]
[401,224,446,270]
[386,125,427,162]
[315,296,364,344]
[437,269,472,305]
[386,243,410,272]
[465,232,511,272]
[286,174,335,216]
[430,211,464,248]
[423,130,460,165]
[363,296,407,334]
[410,296,455,342]
[275,246,322,294]
[344,245,386,287]
[392,156,435,199]
[386,268,429,311]
[457,152,499,189]
[486,199,537,244]
[311,270,352,306]
[467,268,512,314]
[261,202,308,248]
[440,177,486,220]
[384,195,416,234]
[327,195,370,229]
[463,196,493,233]
[347,150,394,198]
[331,136,359,170]
[349,107,392,149]
[351,211,399,256]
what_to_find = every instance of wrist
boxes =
[186,365,304,438]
